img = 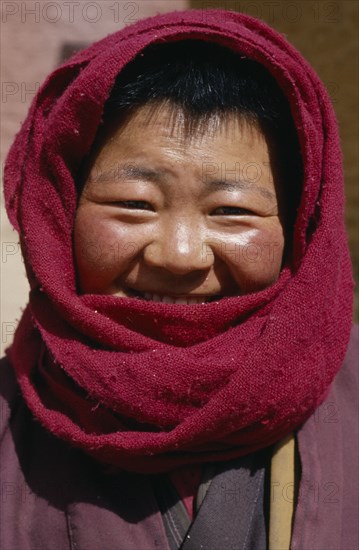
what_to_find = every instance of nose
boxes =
[143,218,214,275]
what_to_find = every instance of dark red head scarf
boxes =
[4,9,354,473]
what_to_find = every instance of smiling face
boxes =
[73,103,285,304]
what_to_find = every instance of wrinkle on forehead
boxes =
[107,100,261,145]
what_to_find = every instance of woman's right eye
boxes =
[115,200,154,211]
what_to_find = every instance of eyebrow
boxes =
[203,178,275,201]
[90,163,276,202]
[91,164,164,185]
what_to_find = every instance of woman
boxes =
[1,9,357,550]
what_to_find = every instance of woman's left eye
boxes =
[211,206,253,216]
[119,200,154,210]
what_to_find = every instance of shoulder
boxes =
[322,324,358,434]
[342,323,358,374]
[332,323,358,405]
[293,325,358,549]
[333,323,358,434]
[0,355,22,441]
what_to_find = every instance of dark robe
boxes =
[0,326,357,550]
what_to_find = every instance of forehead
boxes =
[89,102,270,166]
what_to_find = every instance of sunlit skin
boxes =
[73,103,285,304]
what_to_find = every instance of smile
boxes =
[127,288,222,304]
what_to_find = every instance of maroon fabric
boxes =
[168,465,203,519]
[3,9,353,473]
[1,327,358,549]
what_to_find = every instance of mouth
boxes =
[125,288,222,305]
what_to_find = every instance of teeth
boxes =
[162,296,174,304]
[143,293,208,304]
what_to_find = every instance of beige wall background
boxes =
[1,1,357,355]
[191,0,359,319]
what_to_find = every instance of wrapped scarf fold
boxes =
[3,9,353,473]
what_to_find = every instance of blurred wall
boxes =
[0,0,188,355]
[190,0,359,319]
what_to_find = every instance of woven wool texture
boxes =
[3,9,354,473]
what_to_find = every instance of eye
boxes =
[211,206,253,216]
[118,200,154,211]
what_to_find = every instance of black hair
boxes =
[104,40,298,140]
[95,40,302,231]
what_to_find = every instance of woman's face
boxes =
[74,103,285,304]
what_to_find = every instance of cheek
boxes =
[218,223,285,292]
[73,209,141,292]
